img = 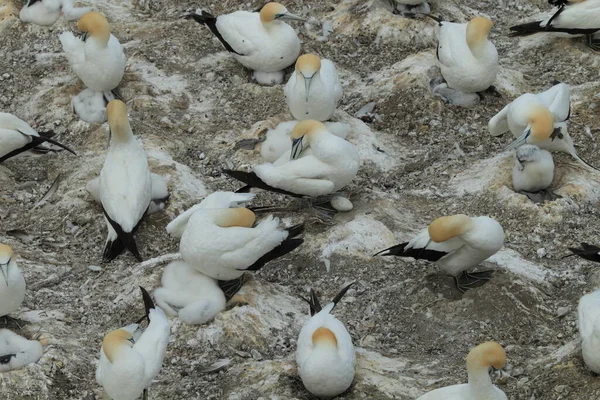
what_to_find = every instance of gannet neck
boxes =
[465,342,506,395]
[106,100,133,144]
[78,12,110,47]
[466,17,493,53]
[466,365,495,395]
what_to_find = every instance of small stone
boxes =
[556,307,569,318]
[536,248,546,258]
[331,196,353,212]
[88,265,102,272]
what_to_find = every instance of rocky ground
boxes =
[1,0,600,398]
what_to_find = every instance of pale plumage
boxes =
[512,145,554,192]
[19,0,92,26]
[0,329,43,373]
[579,289,600,373]
[0,245,25,318]
[285,54,343,121]
[417,342,507,400]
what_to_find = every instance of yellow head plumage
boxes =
[428,214,474,243]
[102,329,133,364]
[106,100,131,142]
[0,244,14,262]
[528,105,555,143]
[466,342,506,370]
[296,54,322,78]
[466,16,493,50]
[290,120,326,140]
[312,327,338,348]
[214,208,256,228]
[77,12,110,45]
[260,2,288,23]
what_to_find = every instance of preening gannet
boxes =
[188,2,304,85]
[19,0,92,26]
[297,282,355,399]
[96,287,169,400]
[416,342,507,400]
[510,0,600,51]
[285,54,343,121]
[59,12,126,122]
[579,289,600,373]
[0,113,76,164]
[512,145,555,193]
[375,215,505,292]
[99,100,151,262]
[386,0,430,17]
[154,261,226,325]
[0,330,44,373]
[0,245,25,319]
[225,120,360,197]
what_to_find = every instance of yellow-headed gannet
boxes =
[416,342,507,400]
[0,329,44,372]
[375,215,505,292]
[19,0,92,26]
[512,145,555,199]
[285,54,343,122]
[96,287,169,400]
[579,289,600,373]
[98,101,151,262]
[188,2,304,85]
[0,113,76,164]
[0,245,25,319]
[297,282,355,399]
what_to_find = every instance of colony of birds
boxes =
[1,0,600,398]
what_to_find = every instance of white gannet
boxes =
[285,54,343,122]
[0,245,25,319]
[0,113,76,164]
[154,261,226,325]
[512,145,555,193]
[19,0,92,26]
[98,100,151,262]
[188,2,304,85]
[434,16,498,98]
[96,287,169,400]
[386,0,430,17]
[0,329,44,373]
[578,289,600,373]
[59,12,126,123]
[510,0,600,51]
[297,282,355,399]
[416,342,507,400]
[375,215,505,292]
[225,120,360,197]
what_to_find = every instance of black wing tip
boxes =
[332,281,355,308]
[309,288,321,316]
[420,13,443,25]
[102,238,126,263]
[186,11,215,22]
[223,169,302,198]
[509,21,543,36]
[139,286,155,323]
[241,238,304,272]
[373,242,408,257]
[286,223,305,239]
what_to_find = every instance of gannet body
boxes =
[0,245,25,318]
[579,289,600,373]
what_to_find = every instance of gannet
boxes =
[59,12,126,122]
[510,0,600,51]
[96,287,169,400]
[387,0,430,17]
[154,261,226,325]
[285,54,343,122]
[19,0,92,26]
[297,282,355,399]
[512,145,555,193]
[0,330,43,373]
[225,120,360,197]
[578,289,600,373]
[434,16,498,97]
[99,100,151,262]
[0,245,25,319]
[568,242,600,263]
[188,2,304,85]
[416,342,507,400]
[0,113,76,164]
[375,215,505,292]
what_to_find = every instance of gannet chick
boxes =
[0,113,76,164]
[0,329,43,373]
[510,0,600,51]
[297,282,355,399]
[434,16,498,101]
[285,54,343,122]
[578,289,600,373]
[19,0,92,26]
[417,342,507,400]
[59,12,126,123]
[96,287,169,400]
[225,120,360,197]
[512,145,555,194]
[188,2,304,85]
[98,100,151,262]
[375,215,505,292]
[0,245,25,319]
[154,261,226,325]
[387,0,430,17]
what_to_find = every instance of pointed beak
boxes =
[504,129,530,152]
[291,137,304,160]
[1,262,9,286]
[280,13,306,22]
[565,142,600,172]
[303,76,313,102]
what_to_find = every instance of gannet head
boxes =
[466,342,506,372]
[289,120,327,160]
[260,2,306,24]
[312,327,338,349]
[428,214,474,243]
[0,244,14,287]
[504,105,555,152]
[466,16,493,50]
[213,208,256,228]
[295,54,322,102]
[103,329,135,363]
[106,100,132,144]
[77,12,110,46]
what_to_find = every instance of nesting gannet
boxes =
[417,342,507,400]
[96,287,169,400]
[99,100,151,262]
[225,120,360,197]
[433,16,498,99]
[0,245,25,319]
[578,289,600,373]
[0,113,76,164]
[510,0,600,51]
[59,12,126,122]
[285,54,343,122]
[154,261,226,325]
[19,0,92,26]
[0,330,43,373]
[297,282,355,399]
[375,215,505,292]
[387,0,430,17]
[188,2,304,85]
[512,145,555,192]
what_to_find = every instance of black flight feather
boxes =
[301,282,355,317]
[218,276,245,301]
[187,12,244,56]
[373,242,449,262]
[137,286,155,325]
[240,223,305,271]
[102,208,145,263]
[510,13,600,37]
[0,131,76,164]
[568,243,600,263]
[223,169,303,198]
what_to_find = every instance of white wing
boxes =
[0,113,39,138]
[59,32,86,73]
[536,83,570,122]
[133,307,170,386]
[488,104,511,136]
[215,11,261,56]
[321,59,343,104]
[437,22,467,68]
